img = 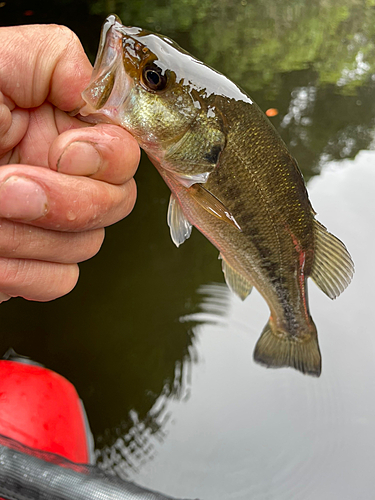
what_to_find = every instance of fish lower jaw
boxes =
[77,107,124,127]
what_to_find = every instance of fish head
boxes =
[80,16,201,164]
[79,16,248,182]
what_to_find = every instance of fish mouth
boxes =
[78,15,134,125]
[91,15,122,81]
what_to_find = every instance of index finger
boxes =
[0,24,91,111]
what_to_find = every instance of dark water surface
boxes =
[2,1,375,498]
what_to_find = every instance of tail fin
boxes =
[253,320,321,377]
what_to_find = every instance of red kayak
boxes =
[0,350,92,464]
[0,350,191,500]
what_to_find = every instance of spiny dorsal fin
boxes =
[219,254,253,300]
[253,319,321,377]
[311,220,354,299]
[189,184,242,231]
[167,194,192,247]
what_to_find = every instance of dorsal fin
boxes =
[310,219,354,299]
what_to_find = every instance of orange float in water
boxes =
[265,108,279,117]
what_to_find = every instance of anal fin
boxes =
[219,254,253,300]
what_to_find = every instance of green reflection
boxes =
[88,0,375,176]
[90,0,375,91]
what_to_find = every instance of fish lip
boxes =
[78,16,134,123]
[102,18,145,49]
[116,25,143,37]
[94,16,123,80]
[91,15,121,79]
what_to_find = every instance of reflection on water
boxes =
[181,283,230,325]
[2,0,375,498]
[96,282,229,474]
[97,401,170,476]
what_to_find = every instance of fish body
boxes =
[79,15,354,376]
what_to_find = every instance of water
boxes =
[2,1,375,498]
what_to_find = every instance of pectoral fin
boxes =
[219,254,253,300]
[189,184,241,231]
[174,171,211,188]
[311,219,354,299]
[167,194,193,247]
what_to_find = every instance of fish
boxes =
[78,15,354,377]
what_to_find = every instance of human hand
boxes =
[0,24,140,302]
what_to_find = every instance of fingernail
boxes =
[0,292,11,304]
[0,176,49,221]
[57,141,102,176]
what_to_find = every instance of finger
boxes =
[49,123,140,184]
[0,25,92,111]
[0,165,136,231]
[7,104,91,168]
[0,219,104,264]
[0,258,79,301]
[0,104,29,162]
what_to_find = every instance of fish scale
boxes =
[206,99,312,287]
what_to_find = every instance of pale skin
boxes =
[0,24,140,302]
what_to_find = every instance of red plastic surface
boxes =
[0,360,89,463]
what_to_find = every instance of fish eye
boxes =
[142,64,168,92]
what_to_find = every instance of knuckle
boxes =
[40,25,83,72]
[0,258,31,287]
[49,24,80,48]
[0,220,37,257]
[0,221,23,254]
[59,26,82,53]
[36,25,78,59]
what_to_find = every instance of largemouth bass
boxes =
[79,15,354,377]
